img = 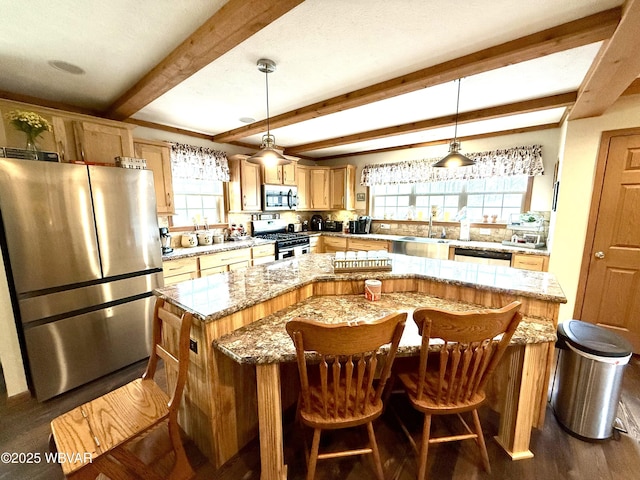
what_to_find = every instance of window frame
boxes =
[369,176,533,222]
[168,177,228,231]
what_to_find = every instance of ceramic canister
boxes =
[364,279,382,301]
[181,233,197,247]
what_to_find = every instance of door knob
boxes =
[595,251,605,259]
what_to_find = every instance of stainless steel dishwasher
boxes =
[453,247,512,266]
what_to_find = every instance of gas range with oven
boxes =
[252,219,310,260]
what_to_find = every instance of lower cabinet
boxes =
[347,238,389,252]
[162,257,199,285]
[320,236,390,253]
[163,245,275,283]
[252,244,275,265]
[200,248,252,273]
[511,253,548,271]
[321,236,347,253]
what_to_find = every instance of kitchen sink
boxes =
[392,236,451,259]
[397,236,450,244]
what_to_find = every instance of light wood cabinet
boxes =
[511,253,548,271]
[330,165,356,210]
[308,235,320,254]
[348,237,389,252]
[228,155,262,212]
[0,99,134,164]
[162,257,198,285]
[134,138,174,215]
[252,243,275,265]
[310,167,331,210]
[263,162,296,186]
[73,121,134,164]
[200,248,252,271]
[322,236,347,253]
[296,165,311,209]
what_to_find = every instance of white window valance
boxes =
[360,145,543,186]
[170,143,230,182]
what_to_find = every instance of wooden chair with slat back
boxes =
[396,301,522,480]
[286,312,406,480]
[50,297,195,480]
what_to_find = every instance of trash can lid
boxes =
[558,320,633,358]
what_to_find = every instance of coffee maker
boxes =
[349,216,372,234]
[159,227,173,254]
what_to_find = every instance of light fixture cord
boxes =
[453,78,461,141]
[265,67,271,137]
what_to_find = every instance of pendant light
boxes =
[433,78,474,168]
[247,59,290,166]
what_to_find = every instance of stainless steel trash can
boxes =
[551,320,632,440]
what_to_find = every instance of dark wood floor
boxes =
[2,355,639,480]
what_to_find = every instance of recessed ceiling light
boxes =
[48,60,85,75]
[239,117,255,123]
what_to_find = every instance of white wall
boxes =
[550,95,640,321]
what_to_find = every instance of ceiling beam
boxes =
[105,0,304,120]
[213,8,620,143]
[315,123,561,161]
[286,92,576,154]
[570,0,640,119]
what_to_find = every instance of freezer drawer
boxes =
[24,295,155,401]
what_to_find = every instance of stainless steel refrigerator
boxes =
[0,158,163,400]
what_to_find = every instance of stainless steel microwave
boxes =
[263,184,298,211]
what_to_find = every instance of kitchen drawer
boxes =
[252,243,275,258]
[200,265,227,278]
[163,257,198,278]
[348,238,389,251]
[322,236,347,252]
[163,272,196,285]
[200,248,251,270]
[511,254,547,271]
[253,255,275,266]
[228,260,250,271]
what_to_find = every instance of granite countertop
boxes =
[214,293,556,365]
[154,253,566,324]
[320,232,550,256]
[162,237,274,261]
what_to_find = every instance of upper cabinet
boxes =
[297,165,355,211]
[263,161,297,186]
[227,155,262,212]
[330,165,356,210]
[297,165,311,209]
[133,138,174,215]
[74,121,134,165]
[309,167,331,210]
[0,99,134,165]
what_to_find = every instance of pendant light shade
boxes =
[247,59,290,166]
[433,79,474,168]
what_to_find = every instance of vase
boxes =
[24,133,39,158]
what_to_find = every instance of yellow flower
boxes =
[5,109,53,139]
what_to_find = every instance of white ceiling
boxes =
[1,0,636,159]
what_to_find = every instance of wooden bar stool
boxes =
[50,298,195,480]
[286,312,406,480]
[395,301,522,480]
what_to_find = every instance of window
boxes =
[171,177,225,228]
[370,175,530,222]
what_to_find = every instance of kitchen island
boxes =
[154,253,566,478]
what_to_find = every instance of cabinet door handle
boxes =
[166,192,172,207]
